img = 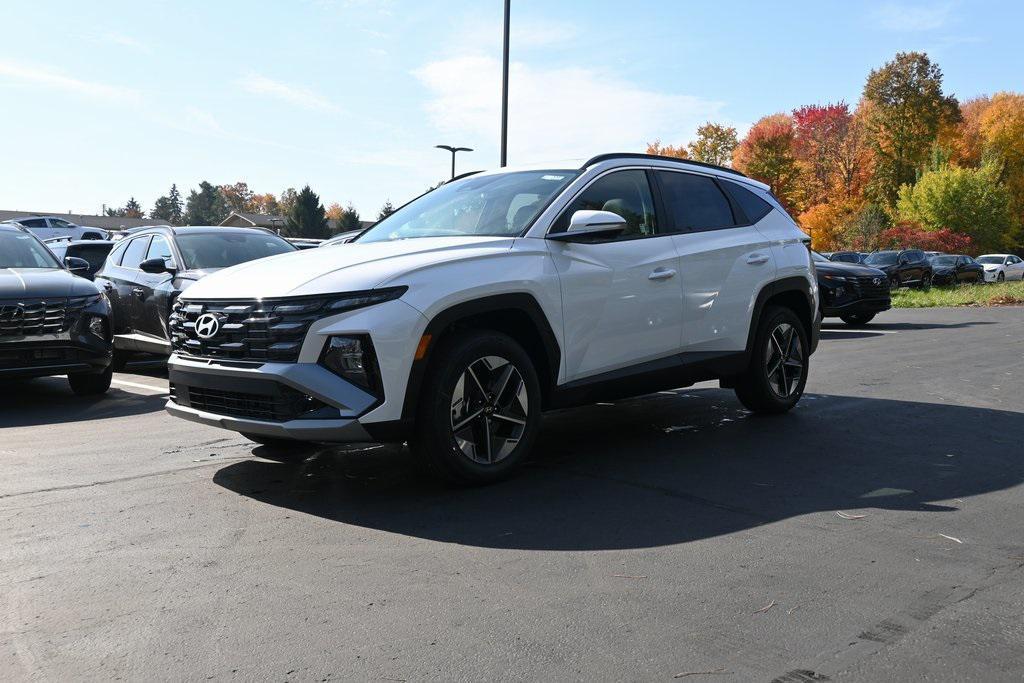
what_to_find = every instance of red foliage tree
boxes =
[877,222,975,253]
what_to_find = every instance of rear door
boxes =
[545,168,684,381]
[1008,255,1024,280]
[660,171,776,353]
[136,235,177,340]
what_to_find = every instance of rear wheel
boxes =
[411,331,541,485]
[840,313,875,327]
[889,276,900,291]
[68,365,112,396]
[734,306,808,414]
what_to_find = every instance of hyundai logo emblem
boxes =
[194,313,221,339]
[872,277,882,286]
[0,304,25,324]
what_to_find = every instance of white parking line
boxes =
[111,379,168,394]
[822,328,900,335]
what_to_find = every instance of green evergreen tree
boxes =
[182,181,228,225]
[377,200,396,221]
[337,203,361,230]
[285,185,329,238]
[151,184,184,224]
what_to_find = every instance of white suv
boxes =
[165,154,819,483]
[2,216,108,241]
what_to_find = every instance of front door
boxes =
[545,169,683,381]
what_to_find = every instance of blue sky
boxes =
[0,0,1020,219]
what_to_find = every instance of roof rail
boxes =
[580,153,748,179]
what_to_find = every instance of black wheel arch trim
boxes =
[399,293,561,421]
[747,276,818,356]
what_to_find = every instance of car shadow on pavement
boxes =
[0,377,167,428]
[212,389,1024,551]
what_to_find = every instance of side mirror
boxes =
[547,210,627,242]
[140,257,174,274]
[65,256,90,275]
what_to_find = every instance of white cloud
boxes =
[873,2,954,31]
[413,55,726,165]
[0,60,141,103]
[235,72,341,112]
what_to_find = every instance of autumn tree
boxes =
[792,102,858,206]
[285,185,329,239]
[732,113,803,211]
[798,200,859,251]
[182,181,228,225]
[896,164,1012,252]
[251,193,280,214]
[952,96,992,167]
[219,182,255,213]
[151,184,183,224]
[862,51,960,209]
[646,140,688,159]
[847,203,890,251]
[687,122,738,166]
[279,187,299,215]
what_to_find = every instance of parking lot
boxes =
[2,306,1023,681]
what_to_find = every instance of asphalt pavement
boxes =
[1,306,1023,681]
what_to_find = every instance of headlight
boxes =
[821,274,849,282]
[88,315,108,341]
[319,334,382,397]
[270,287,407,317]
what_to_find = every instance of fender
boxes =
[746,275,818,356]
[399,293,561,422]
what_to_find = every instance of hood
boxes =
[0,268,100,299]
[981,263,1000,270]
[180,236,516,300]
[815,260,887,278]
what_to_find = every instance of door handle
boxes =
[132,287,145,298]
[648,268,676,281]
[746,253,769,265]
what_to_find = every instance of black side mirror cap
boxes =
[64,256,90,275]
[139,257,174,274]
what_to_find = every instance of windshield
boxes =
[930,255,957,267]
[356,170,579,243]
[175,232,296,270]
[0,231,62,269]
[976,256,1004,264]
[865,251,898,266]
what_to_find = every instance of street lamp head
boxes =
[435,145,474,153]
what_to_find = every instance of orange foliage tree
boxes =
[733,114,803,212]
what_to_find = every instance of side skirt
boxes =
[546,350,748,410]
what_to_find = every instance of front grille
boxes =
[0,346,80,370]
[169,299,328,363]
[170,382,327,422]
[0,297,89,338]
[850,276,890,300]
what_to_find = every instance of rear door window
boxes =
[121,236,152,269]
[657,171,737,232]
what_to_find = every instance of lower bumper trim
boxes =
[165,399,375,443]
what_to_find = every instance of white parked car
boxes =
[2,216,107,241]
[164,154,819,483]
[976,254,1024,282]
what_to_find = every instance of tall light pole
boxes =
[435,145,473,179]
[500,0,510,167]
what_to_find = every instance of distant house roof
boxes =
[0,210,162,231]
[221,211,375,233]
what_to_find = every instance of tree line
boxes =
[105,183,397,239]
[647,51,1023,255]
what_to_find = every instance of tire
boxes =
[889,276,900,291]
[68,365,113,396]
[734,306,809,414]
[410,330,541,485]
[240,433,314,463]
[997,271,1005,283]
[919,273,932,290]
[840,313,875,327]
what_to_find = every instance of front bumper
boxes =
[0,298,112,379]
[166,354,380,443]
[982,270,1000,282]
[822,298,891,318]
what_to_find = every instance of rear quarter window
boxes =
[721,180,773,224]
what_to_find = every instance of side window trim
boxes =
[652,169,745,235]
[547,167,667,242]
[120,235,153,271]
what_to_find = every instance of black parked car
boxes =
[929,254,985,286]
[45,239,115,280]
[812,251,891,326]
[829,251,866,264]
[95,226,296,367]
[863,249,933,290]
[0,223,113,394]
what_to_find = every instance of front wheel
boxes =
[68,365,113,396]
[840,313,875,327]
[997,271,1005,283]
[734,306,808,414]
[411,331,541,485]
[919,274,932,290]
